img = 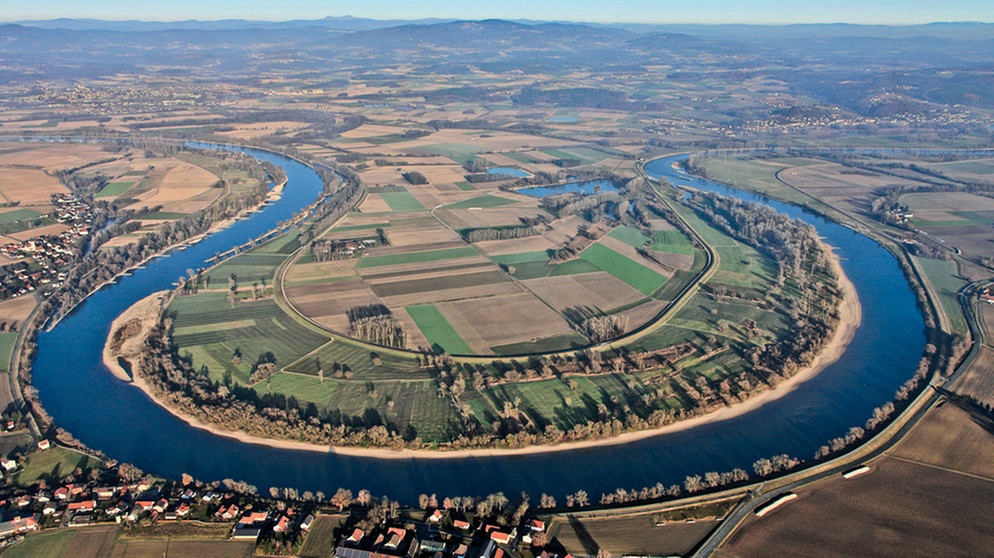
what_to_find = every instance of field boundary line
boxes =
[886,454,994,484]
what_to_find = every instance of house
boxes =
[42,502,58,515]
[153,499,169,513]
[382,526,406,550]
[67,500,96,513]
[300,513,314,531]
[219,504,239,520]
[453,518,470,530]
[490,530,511,545]
[345,527,365,544]
[133,500,155,512]
[95,486,118,500]
[426,509,443,523]
[176,503,191,517]
[1,458,17,472]
[273,515,290,533]
[232,526,263,541]
[528,519,545,532]
[238,511,268,526]
[0,516,39,537]
[15,495,32,508]
[37,440,51,450]
[54,486,71,500]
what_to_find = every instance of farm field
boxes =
[108,540,255,558]
[579,243,667,296]
[0,332,17,371]
[169,293,329,385]
[407,304,473,354]
[719,402,994,558]
[913,257,968,337]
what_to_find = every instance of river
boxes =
[31,148,925,502]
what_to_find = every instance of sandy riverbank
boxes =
[104,255,861,460]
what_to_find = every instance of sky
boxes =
[2,0,992,25]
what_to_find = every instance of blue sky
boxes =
[3,0,991,25]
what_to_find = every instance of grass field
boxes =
[445,195,517,210]
[95,181,134,198]
[0,331,17,372]
[15,446,101,487]
[170,293,329,385]
[652,230,695,255]
[3,529,78,558]
[299,515,345,558]
[0,208,41,225]
[608,225,652,249]
[356,246,479,269]
[380,191,425,211]
[407,304,473,354]
[580,243,667,296]
[914,256,968,336]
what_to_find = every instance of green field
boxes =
[380,191,425,211]
[203,253,288,287]
[284,338,423,380]
[0,208,42,225]
[550,258,602,276]
[580,243,668,296]
[95,181,134,198]
[169,293,329,384]
[446,195,517,210]
[2,528,77,558]
[15,447,101,487]
[652,230,695,255]
[0,332,17,372]
[914,256,969,336]
[455,181,476,191]
[608,225,652,249]
[356,246,479,269]
[407,304,473,355]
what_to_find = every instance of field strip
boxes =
[173,318,257,335]
[282,339,336,372]
[886,454,994,483]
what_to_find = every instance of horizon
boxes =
[3,0,993,26]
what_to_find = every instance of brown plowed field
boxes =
[524,272,645,314]
[382,281,522,307]
[438,292,575,352]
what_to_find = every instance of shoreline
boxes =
[104,252,862,460]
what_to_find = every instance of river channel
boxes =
[31,148,925,502]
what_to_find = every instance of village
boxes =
[0,437,560,558]
[0,193,94,300]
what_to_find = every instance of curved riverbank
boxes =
[105,250,860,459]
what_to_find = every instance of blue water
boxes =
[31,149,925,503]
[486,167,531,178]
[517,179,619,198]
